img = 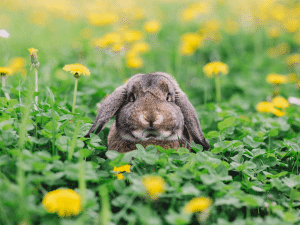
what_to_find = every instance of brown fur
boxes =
[85,72,210,152]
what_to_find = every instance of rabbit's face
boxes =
[116,74,184,142]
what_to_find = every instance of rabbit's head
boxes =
[85,72,210,150]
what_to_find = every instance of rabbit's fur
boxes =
[85,72,210,152]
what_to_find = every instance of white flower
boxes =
[0,29,10,38]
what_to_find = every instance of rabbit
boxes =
[85,72,210,153]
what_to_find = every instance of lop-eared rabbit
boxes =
[85,72,210,153]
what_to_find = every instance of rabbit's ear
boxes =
[85,85,127,137]
[175,90,210,150]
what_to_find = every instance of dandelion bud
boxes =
[28,48,39,69]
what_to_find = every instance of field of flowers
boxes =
[1,0,300,224]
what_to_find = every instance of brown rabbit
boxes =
[85,72,210,153]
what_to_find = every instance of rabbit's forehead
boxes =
[128,74,175,93]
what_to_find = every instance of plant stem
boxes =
[2,76,10,101]
[72,78,78,113]
[272,84,280,98]
[79,153,86,209]
[215,75,221,103]
[34,67,38,110]
[68,121,81,160]
[98,184,110,225]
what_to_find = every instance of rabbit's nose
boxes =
[139,112,163,126]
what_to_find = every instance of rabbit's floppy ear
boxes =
[175,90,210,150]
[85,85,127,137]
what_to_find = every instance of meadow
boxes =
[1,0,300,224]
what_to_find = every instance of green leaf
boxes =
[218,117,236,131]
[206,131,219,139]
[265,171,287,179]
[290,188,300,201]
[79,149,93,158]
[211,147,224,154]
[55,136,70,152]
[243,135,264,148]
[251,186,265,192]
[0,97,7,107]
[269,128,279,137]
[283,140,299,152]
[106,150,120,160]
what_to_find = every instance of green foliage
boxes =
[1,2,300,225]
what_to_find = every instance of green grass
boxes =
[1,1,300,224]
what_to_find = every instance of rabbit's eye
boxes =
[166,93,172,102]
[129,93,135,102]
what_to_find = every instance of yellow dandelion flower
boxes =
[104,33,122,45]
[28,48,38,57]
[288,73,298,83]
[180,2,210,22]
[42,189,81,217]
[113,164,131,173]
[271,108,285,117]
[286,54,300,67]
[0,67,12,76]
[113,164,131,180]
[267,26,281,38]
[203,61,229,78]
[126,57,143,68]
[142,175,166,200]
[88,12,118,26]
[111,42,124,53]
[63,63,90,77]
[183,197,212,214]
[272,96,289,109]
[256,101,275,113]
[205,19,221,32]
[181,33,202,48]
[180,42,195,56]
[144,20,161,33]
[123,30,143,43]
[224,19,239,34]
[266,74,288,84]
[92,37,110,48]
[131,42,150,53]
[284,19,300,33]
[8,57,26,74]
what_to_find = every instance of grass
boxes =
[1,0,300,224]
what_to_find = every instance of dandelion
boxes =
[256,101,276,113]
[63,63,90,113]
[142,175,166,200]
[183,197,212,214]
[42,189,81,217]
[286,54,300,68]
[288,73,298,83]
[123,30,143,43]
[28,48,39,110]
[113,164,131,180]
[180,33,203,56]
[267,26,281,38]
[126,56,143,69]
[266,73,288,97]
[272,96,289,109]
[0,67,12,100]
[203,61,229,103]
[256,101,285,117]
[144,20,161,33]
[131,42,150,53]
[8,57,26,76]
[88,12,118,26]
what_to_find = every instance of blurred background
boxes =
[1,0,300,113]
